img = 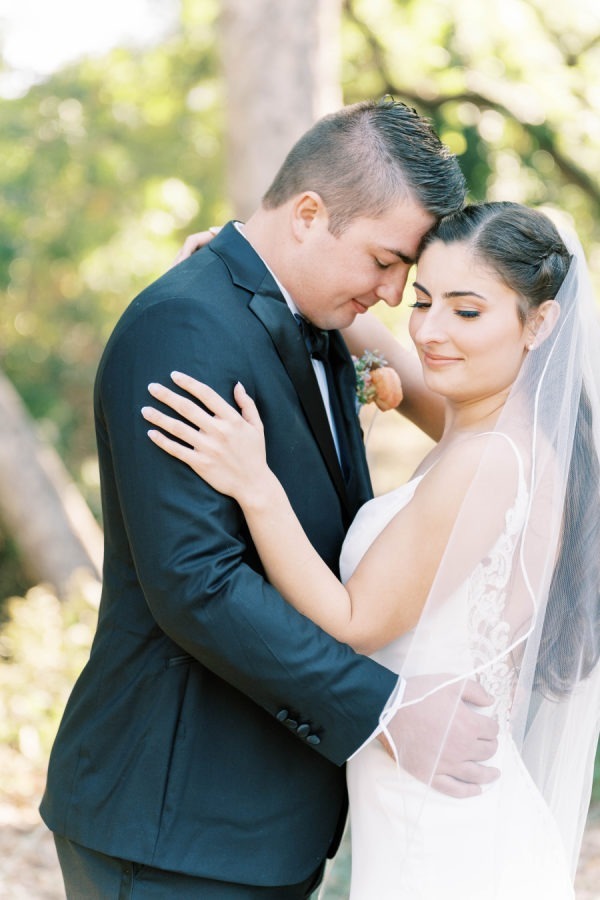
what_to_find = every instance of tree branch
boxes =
[343,0,600,212]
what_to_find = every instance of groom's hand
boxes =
[381,675,500,799]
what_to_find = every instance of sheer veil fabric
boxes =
[347,219,600,896]
[395,220,599,873]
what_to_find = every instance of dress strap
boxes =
[475,431,527,497]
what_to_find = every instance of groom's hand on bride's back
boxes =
[382,675,500,799]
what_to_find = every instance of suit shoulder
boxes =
[107,254,250,342]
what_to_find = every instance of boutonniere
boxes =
[353,350,403,411]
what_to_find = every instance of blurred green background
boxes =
[3,0,600,540]
[2,0,600,542]
[1,0,599,893]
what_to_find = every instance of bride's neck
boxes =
[442,390,510,438]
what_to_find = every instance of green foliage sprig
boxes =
[353,349,387,405]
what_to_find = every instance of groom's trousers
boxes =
[54,835,325,899]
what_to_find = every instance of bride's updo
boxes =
[419,201,572,318]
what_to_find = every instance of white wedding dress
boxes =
[339,469,575,900]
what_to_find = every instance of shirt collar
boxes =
[234,221,300,317]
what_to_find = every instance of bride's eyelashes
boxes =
[408,301,480,319]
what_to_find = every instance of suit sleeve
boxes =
[96,293,397,765]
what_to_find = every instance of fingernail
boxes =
[171,371,183,380]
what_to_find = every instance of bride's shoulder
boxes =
[456,430,525,468]
[416,431,524,506]
[399,432,525,545]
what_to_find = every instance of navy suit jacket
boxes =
[40,223,397,886]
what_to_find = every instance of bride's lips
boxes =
[422,351,462,367]
[351,299,371,315]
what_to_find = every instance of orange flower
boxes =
[370,366,403,411]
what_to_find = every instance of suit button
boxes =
[276,709,289,722]
[284,718,298,730]
[297,723,310,738]
[306,734,321,745]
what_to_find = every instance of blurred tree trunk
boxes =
[0,370,102,598]
[219,0,343,220]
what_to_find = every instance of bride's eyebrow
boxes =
[412,281,488,302]
[413,281,431,296]
[444,290,488,301]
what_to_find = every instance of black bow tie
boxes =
[294,314,330,361]
[294,315,351,481]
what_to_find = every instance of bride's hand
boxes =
[171,226,222,268]
[141,373,269,504]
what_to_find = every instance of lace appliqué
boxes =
[467,485,529,728]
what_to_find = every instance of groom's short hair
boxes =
[262,97,466,235]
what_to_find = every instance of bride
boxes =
[142,203,600,899]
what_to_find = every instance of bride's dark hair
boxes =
[420,202,600,697]
[418,201,570,310]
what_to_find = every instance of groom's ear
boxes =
[291,192,328,241]
[526,300,561,349]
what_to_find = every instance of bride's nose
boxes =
[412,308,448,345]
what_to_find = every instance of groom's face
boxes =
[290,194,435,330]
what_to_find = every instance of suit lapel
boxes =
[210,222,369,517]
[249,291,350,509]
[327,332,374,510]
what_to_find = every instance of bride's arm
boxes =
[142,375,494,655]
[342,314,444,440]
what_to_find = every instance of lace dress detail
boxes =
[467,451,529,728]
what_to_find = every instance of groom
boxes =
[41,99,498,898]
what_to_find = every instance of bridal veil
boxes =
[383,215,600,882]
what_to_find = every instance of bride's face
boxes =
[408,239,529,405]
